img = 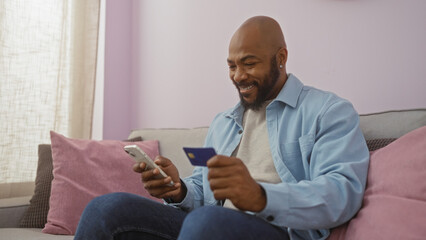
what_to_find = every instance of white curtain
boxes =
[0,0,100,184]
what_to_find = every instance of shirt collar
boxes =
[226,102,245,126]
[273,73,304,108]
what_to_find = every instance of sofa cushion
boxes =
[0,228,73,240]
[0,196,31,228]
[42,132,160,235]
[359,109,426,140]
[329,126,426,239]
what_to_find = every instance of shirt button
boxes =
[238,130,243,134]
[266,216,274,222]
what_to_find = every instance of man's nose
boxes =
[233,67,248,83]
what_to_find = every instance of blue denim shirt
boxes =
[174,74,370,240]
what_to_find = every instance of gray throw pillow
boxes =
[366,138,396,152]
[19,144,53,228]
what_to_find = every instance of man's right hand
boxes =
[133,156,186,202]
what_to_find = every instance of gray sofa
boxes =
[1,109,425,240]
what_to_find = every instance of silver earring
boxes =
[279,65,283,69]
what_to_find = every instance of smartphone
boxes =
[124,145,174,186]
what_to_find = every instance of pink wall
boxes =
[103,0,133,140]
[104,0,426,139]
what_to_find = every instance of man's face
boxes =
[227,50,280,111]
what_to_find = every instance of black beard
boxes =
[239,57,280,111]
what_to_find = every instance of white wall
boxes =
[122,0,426,131]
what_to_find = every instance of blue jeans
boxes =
[74,192,289,240]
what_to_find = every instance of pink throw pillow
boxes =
[42,131,162,235]
[329,126,426,239]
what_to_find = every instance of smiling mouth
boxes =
[238,83,256,95]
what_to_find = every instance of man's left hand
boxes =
[207,155,266,212]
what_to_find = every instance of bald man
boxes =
[75,16,369,240]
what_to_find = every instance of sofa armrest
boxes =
[0,196,31,228]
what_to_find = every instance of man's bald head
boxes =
[230,16,286,57]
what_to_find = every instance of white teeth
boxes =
[241,85,254,91]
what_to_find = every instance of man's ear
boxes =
[277,47,288,66]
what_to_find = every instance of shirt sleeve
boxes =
[165,168,204,211]
[256,100,370,230]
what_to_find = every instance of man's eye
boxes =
[229,65,236,70]
[245,62,256,66]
